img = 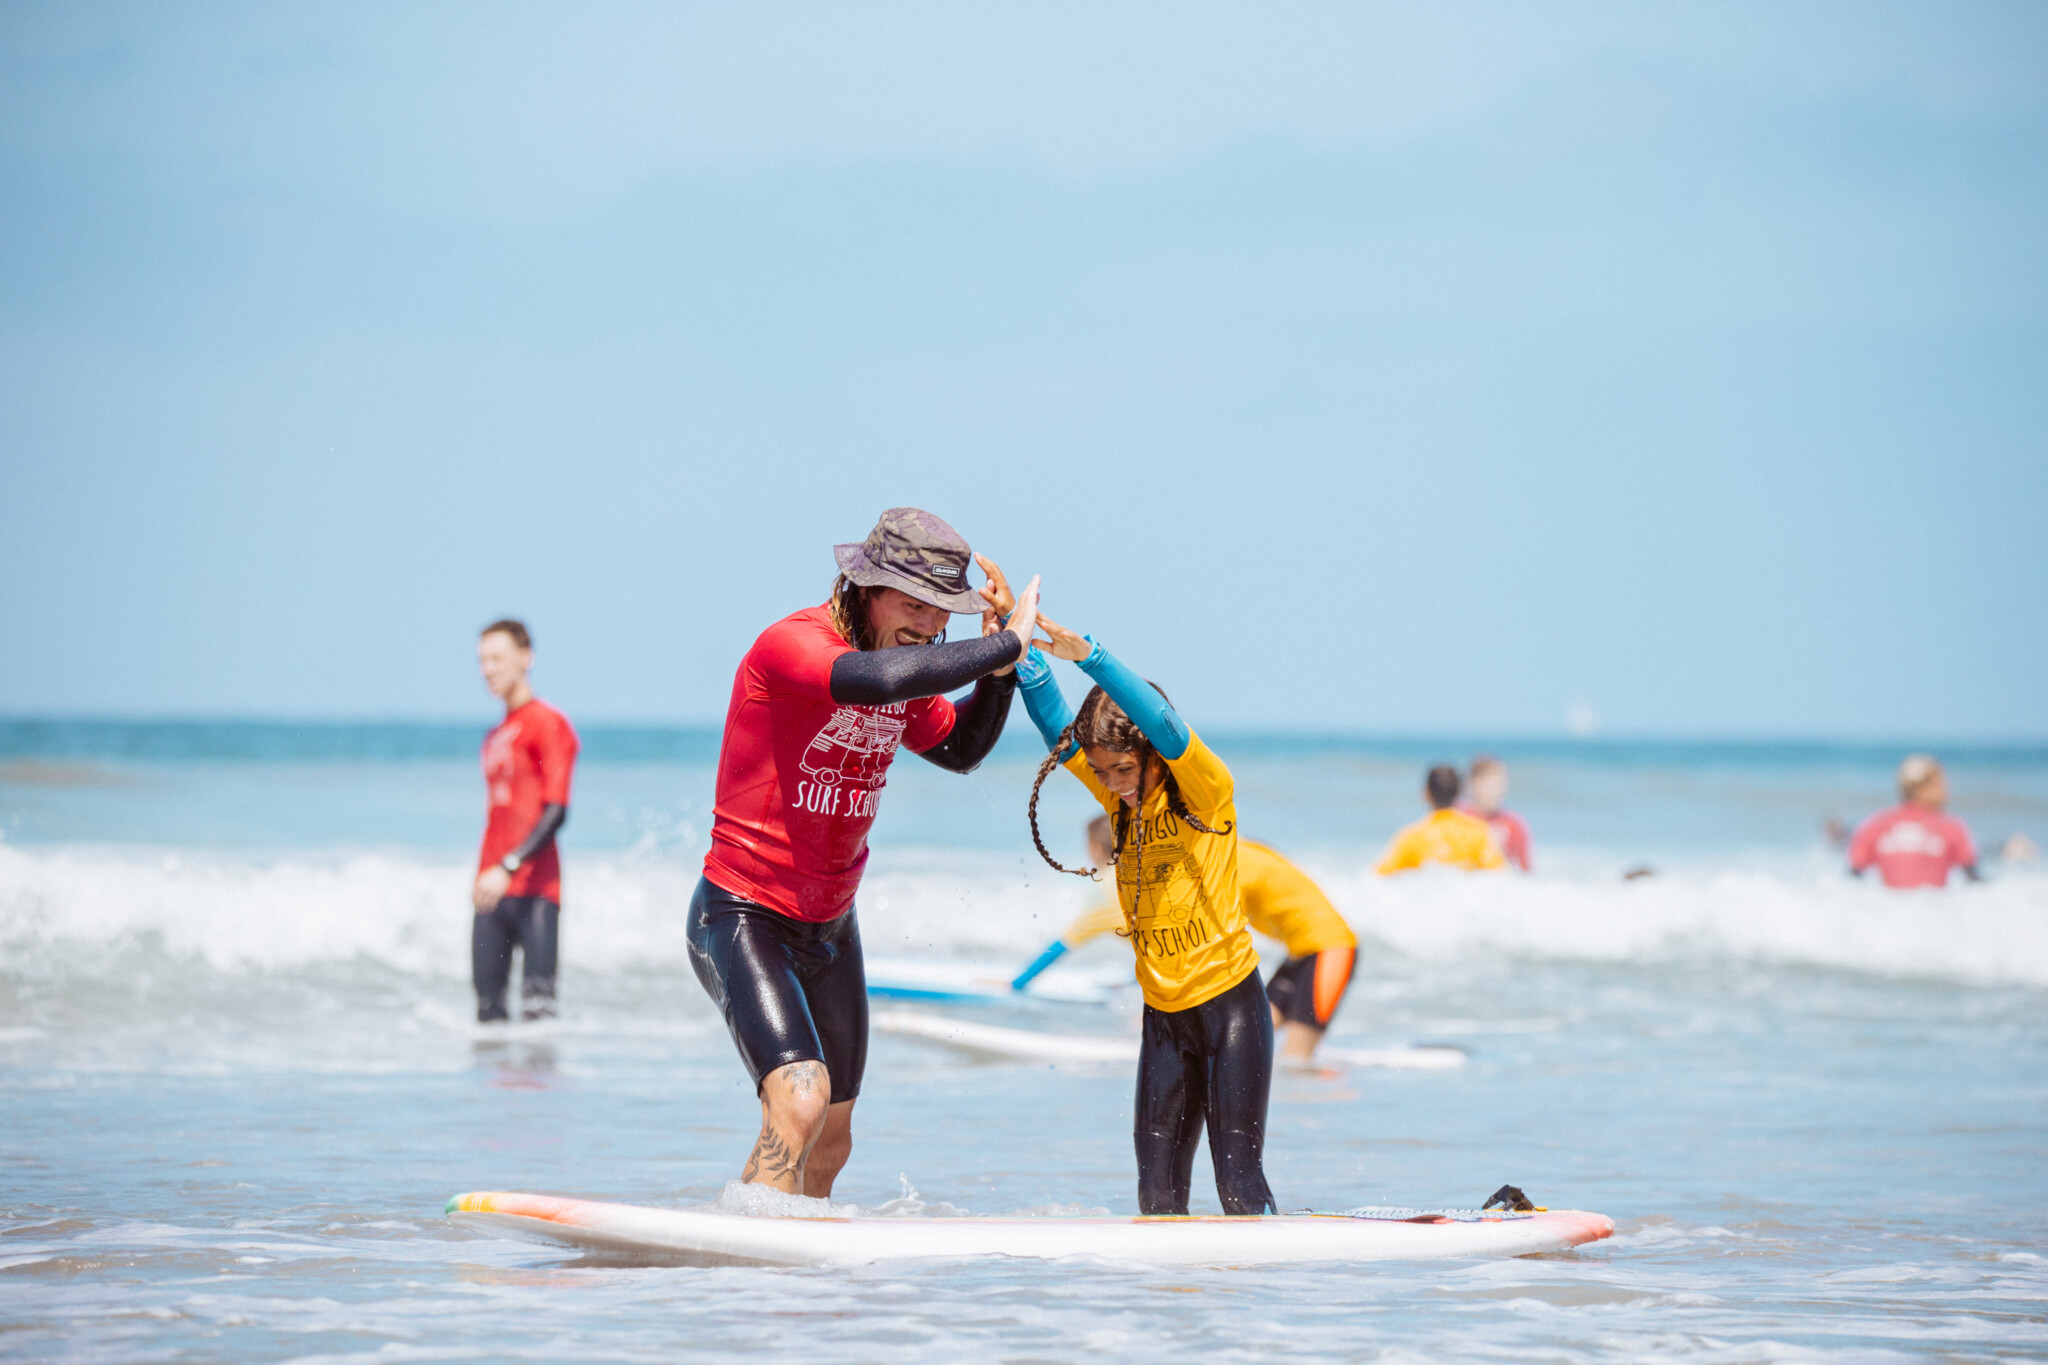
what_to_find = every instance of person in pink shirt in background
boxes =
[1463,755,1532,872]
[1848,754,1980,889]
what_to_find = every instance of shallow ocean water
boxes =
[3,728,2046,1360]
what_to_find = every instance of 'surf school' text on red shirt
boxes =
[1464,806,1533,871]
[704,606,957,922]
[1848,804,1976,889]
[477,699,580,903]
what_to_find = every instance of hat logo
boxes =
[930,565,960,578]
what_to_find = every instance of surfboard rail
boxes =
[446,1191,1612,1267]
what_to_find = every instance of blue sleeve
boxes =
[1075,637,1190,760]
[1011,940,1068,991]
[1016,647,1077,757]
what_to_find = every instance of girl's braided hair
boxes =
[1027,684,1232,890]
[828,575,947,651]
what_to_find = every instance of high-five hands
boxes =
[1005,576,1042,666]
[978,554,1040,674]
[976,553,1016,630]
[1032,611,1090,663]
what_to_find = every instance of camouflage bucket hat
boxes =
[833,508,985,614]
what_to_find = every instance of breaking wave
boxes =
[1,842,2044,1011]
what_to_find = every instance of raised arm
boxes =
[1075,643,1189,760]
[915,672,1016,773]
[1031,613,1189,758]
[1015,645,1076,756]
[830,633,1022,706]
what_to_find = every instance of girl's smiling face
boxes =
[1085,746,1160,806]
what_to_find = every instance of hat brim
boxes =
[833,543,987,614]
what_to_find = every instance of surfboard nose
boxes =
[1548,1210,1616,1244]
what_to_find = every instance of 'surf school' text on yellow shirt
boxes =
[1238,841,1357,957]
[1375,808,1506,875]
[1064,732,1262,1012]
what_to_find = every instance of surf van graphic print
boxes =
[792,702,908,819]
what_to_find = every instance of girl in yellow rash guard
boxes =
[1015,827,1357,1064]
[1016,614,1276,1217]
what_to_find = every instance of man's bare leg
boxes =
[742,1060,831,1194]
[804,1100,856,1198]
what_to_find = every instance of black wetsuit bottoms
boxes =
[1265,947,1357,1029]
[686,877,868,1105]
[473,896,559,1023]
[1134,970,1278,1216]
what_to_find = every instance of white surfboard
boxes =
[1309,1043,1467,1072]
[873,1009,1467,1070]
[873,1008,1138,1063]
[448,1191,1612,1267]
[864,958,1120,1006]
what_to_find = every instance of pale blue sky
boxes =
[2,2,2043,736]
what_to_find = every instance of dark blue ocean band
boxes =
[1017,648,1077,757]
[1011,939,1068,990]
[1076,637,1190,760]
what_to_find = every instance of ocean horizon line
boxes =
[2,715,2045,768]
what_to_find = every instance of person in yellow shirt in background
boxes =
[1239,840,1358,1059]
[1015,825,1359,1062]
[1016,614,1276,1217]
[1378,764,1506,874]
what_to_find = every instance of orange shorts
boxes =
[1265,946,1356,1028]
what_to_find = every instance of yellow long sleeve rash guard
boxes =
[1375,808,1507,875]
[1237,841,1357,957]
[1064,732,1262,1012]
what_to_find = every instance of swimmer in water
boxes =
[1018,614,1276,1216]
[690,509,1039,1197]
[1015,827,1358,1062]
[1848,754,1980,889]
[472,619,580,1023]
[1461,755,1532,871]
[1377,764,1505,875]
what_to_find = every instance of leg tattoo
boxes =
[744,1060,832,1190]
[744,1117,803,1184]
[784,1060,824,1099]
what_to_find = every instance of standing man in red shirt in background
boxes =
[1849,754,1980,889]
[691,509,1039,1199]
[473,619,581,1022]
[1464,755,1532,872]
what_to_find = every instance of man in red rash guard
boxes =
[1849,754,1980,890]
[690,508,1040,1199]
[473,619,580,1022]
[1464,755,1532,872]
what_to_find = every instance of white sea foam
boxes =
[712,1180,859,1220]
[0,842,2043,993]
[1313,855,2048,987]
[0,842,699,980]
